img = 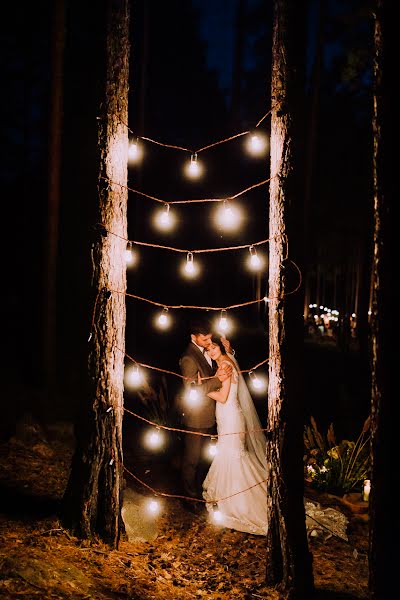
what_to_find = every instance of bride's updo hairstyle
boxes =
[210,336,227,355]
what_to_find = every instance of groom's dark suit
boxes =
[178,342,220,499]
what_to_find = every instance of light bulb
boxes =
[182,252,200,279]
[206,437,218,458]
[147,498,161,515]
[185,153,202,179]
[245,132,268,157]
[154,204,176,232]
[248,246,264,271]
[248,371,268,393]
[128,139,142,163]
[125,365,144,389]
[145,427,163,450]
[186,382,200,407]
[212,503,223,523]
[125,242,135,266]
[218,310,228,332]
[156,307,171,330]
[214,200,242,232]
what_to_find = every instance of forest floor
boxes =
[0,419,369,600]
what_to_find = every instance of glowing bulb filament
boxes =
[126,364,144,388]
[125,242,135,265]
[248,370,267,393]
[248,245,262,271]
[219,310,228,332]
[146,427,163,450]
[157,307,170,329]
[185,153,202,179]
[186,382,200,407]
[207,437,218,458]
[185,252,195,274]
[147,498,161,515]
[212,503,223,523]
[128,138,142,163]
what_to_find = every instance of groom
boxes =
[177,317,233,511]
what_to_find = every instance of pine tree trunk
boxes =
[369,1,394,597]
[62,0,129,547]
[265,1,314,597]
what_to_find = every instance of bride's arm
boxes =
[206,375,231,404]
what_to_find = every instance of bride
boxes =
[201,337,269,535]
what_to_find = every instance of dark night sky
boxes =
[1,0,374,437]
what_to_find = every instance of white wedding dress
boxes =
[202,359,269,535]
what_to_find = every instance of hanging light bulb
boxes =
[146,497,161,515]
[214,200,242,232]
[125,241,136,267]
[128,138,142,163]
[125,364,144,389]
[185,153,202,179]
[154,203,176,232]
[182,252,200,279]
[186,382,200,407]
[156,307,171,330]
[218,310,228,333]
[245,131,268,157]
[211,503,223,523]
[206,437,218,458]
[145,427,164,450]
[248,245,264,271]
[248,370,268,393]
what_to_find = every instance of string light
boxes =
[125,242,136,266]
[185,153,202,179]
[211,503,223,523]
[185,382,200,407]
[248,245,264,271]
[214,200,243,232]
[182,252,200,279]
[206,437,218,458]
[146,497,161,515]
[145,427,164,450]
[155,307,171,330]
[153,203,176,232]
[218,309,228,333]
[245,131,268,157]
[125,364,144,389]
[128,138,142,163]
[248,370,268,393]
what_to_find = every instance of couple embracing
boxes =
[177,318,269,536]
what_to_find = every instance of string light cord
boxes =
[124,406,268,438]
[122,348,271,382]
[100,224,286,255]
[116,106,275,156]
[99,176,272,206]
[123,465,268,505]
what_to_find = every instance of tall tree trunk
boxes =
[265,1,314,598]
[369,1,394,597]
[62,0,129,547]
[44,0,65,411]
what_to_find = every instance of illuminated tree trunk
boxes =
[265,0,314,597]
[369,1,394,597]
[62,0,129,546]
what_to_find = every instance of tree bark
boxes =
[369,1,394,597]
[265,1,314,597]
[62,0,129,547]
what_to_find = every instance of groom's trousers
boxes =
[182,426,215,499]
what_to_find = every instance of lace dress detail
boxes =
[203,364,269,535]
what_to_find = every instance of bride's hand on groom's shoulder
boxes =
[216,362,232,382]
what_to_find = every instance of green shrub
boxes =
[304,416,370,496]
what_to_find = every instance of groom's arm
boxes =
[180,355,220,394]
